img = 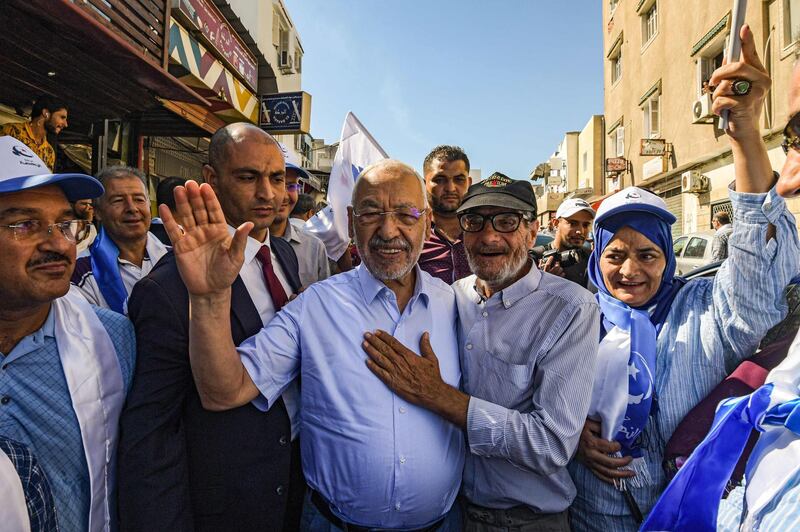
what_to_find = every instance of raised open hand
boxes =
[160,181,252,296]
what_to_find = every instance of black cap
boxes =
[457,174,537,217]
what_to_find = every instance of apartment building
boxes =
[603,0,800,237]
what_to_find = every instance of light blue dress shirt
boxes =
[239,264,464,529]
[456,265,600,512]
[0,306,135,532]
[568,186,800,531]
[718,474,800,531]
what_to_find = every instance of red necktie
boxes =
[256,246,289,310]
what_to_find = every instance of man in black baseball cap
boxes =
[361,173,598,531]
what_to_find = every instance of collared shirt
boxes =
[238,265,464,529]
[0,122,55,170]
[71,231,170,310]
[711,223,734,262]
[0,436,59,532]
[0,305,135,532]
[455,265,599,512]
[568,186,800,531]
[419,225,471,284]
[230,226,299,437]
[281,221,330,287]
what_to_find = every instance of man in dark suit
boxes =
[118,123,304,531]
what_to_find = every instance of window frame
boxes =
[683,237,709,259]
[642,93,660,139]
[673,236,688,257]
[785,0,800,49]
[640,0,659,49]
[608,120,625,159]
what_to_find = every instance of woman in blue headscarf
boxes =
[567,182,799,532]
[567,25,800,531]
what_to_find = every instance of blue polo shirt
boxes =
[0,305,135,531]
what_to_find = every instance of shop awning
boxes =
[0,0,210,141]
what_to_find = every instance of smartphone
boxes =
[720,0,748,130]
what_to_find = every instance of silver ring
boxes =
[177,224,186,236]
[732,79,752,96]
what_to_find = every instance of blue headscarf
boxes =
[587,211,686,459]
[588,211,686,331]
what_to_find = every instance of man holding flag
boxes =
[305,112,387,265]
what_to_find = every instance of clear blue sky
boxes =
[283,0,604,180]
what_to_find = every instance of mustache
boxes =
[473,245,508,254]
[28,252,71,268]
[368,235,410,251]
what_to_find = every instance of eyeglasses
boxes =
[353,207,427,226]
[782,113,800,155]
[286,184,302,192]
[459,212,531,233]
[0,219,88,243]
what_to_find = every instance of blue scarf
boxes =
[588,212,685,458]
[642,383,800,531]
[89,226,127,314]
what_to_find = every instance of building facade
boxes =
[603,0,800,237]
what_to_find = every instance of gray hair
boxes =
[95,165,148,202]
[350,159,430,209]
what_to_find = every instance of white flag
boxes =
[305,112,388,260]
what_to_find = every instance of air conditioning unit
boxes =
[692,94,714,124]
[681,170,709,194]
[279,49,294,71]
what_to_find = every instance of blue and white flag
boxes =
[305,112,388,260]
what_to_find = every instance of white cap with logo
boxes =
[595,186,676,225]
[556,198,595,220]
[0,136,103,200]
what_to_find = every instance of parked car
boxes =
[673,230,716,275]
[535,232,554,247]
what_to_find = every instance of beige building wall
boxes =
[603,0,800,235]
[577,115,605,193]
[227,0,307,163]
[565,131,581,192]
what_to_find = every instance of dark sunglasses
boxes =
[782,112,800,155]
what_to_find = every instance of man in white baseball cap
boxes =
[0,136,135,531]
[533,197,595,288]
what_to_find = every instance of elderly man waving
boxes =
[163,159,463,531]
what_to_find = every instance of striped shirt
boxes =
[455,265,600,512]
[568,186,800,531]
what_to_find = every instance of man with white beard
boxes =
[361,176,599,531]
[160,159,464,530]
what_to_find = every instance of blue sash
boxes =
[641,383,800,531]
[89,226,127,314]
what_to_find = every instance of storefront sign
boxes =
[642,157,667,180]
[174,0,258,90]
[640,138,667,156]
[606,157,628,173]
[259,92,312,134]
[169,21,259,123]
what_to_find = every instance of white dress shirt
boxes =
[227,226,300,437]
